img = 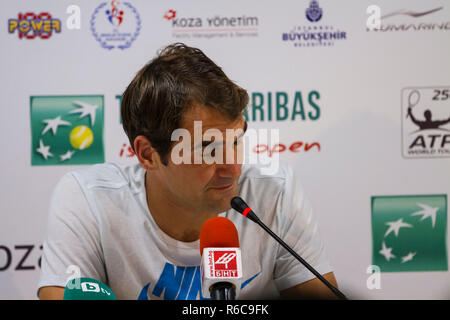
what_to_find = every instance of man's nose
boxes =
[215,162,242,179]
[218,141,243,176]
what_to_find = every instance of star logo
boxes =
[384,218,413,238]
[411,203,438,228]
[42,116,71,135]
[60,150,75,162]
[371,195,447,272]
[69,100,99,126]
[30,95,104,166]
[36,139,53,160]
[379,242,396,261]
[401,252,416,263]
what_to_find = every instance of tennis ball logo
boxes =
[70,125,94,150]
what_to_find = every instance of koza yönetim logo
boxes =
[371,195,447,272]
[30,95,105,166]
[163,9,259,39]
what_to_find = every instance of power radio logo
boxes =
[8,12,61,39]
[211,250,238,277]
[30,95,105,166]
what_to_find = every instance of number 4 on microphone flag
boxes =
[201,247,243,298]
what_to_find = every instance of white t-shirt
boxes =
[38,161,332,300]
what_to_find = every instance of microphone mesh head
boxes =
[199,216,239,255]
[230,196,249,213]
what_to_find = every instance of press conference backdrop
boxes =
[1,0,449,299]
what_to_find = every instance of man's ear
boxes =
[133,135,162,171]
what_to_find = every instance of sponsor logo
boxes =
[117,90,321,123]
[210,250,238,277]
[402,87,450,158]
[138,263,208,300]
[119,138,321,161]
[305,0,323,22]
[282,0,347,48]
[253,140,320,157]
[367,6,450,32]
[8,12,61,39]
[91,0,141,50]
[163,9,259,39]
[371,195,448,272]
[81,282,100,292]
[30,95,105,165]
[244,91,321,122]
[137,262,260,300]
[116,90,322,173]
[119,143,136,158]
[0,244,42,271]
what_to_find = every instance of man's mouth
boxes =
[209,183,234,191]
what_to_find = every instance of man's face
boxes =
[157,104,246,214]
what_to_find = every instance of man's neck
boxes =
[145,173,217,243]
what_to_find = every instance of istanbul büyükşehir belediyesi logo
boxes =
[371,195,447,272]
[305,0,323,22]
[402,87,450,158]
[30,95,105,166]
[282,0,347,48]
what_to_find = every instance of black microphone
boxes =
[230,196,347,300]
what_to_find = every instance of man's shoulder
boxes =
[64,162,144,192]
[235,162,301,225]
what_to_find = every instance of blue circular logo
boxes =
[90,1,141,50]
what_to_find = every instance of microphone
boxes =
[63,277,117,300]
[230,196,347,300]
[199,216,243,300]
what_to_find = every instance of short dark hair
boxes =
[121,43,249,165]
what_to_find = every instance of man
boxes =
[38,43,338,300]
[407,107,450,130]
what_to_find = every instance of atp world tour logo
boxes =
[371,195,447,272]
[30,95,105,165]
[402,86,450,158]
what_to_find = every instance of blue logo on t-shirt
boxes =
[137,262,260,300]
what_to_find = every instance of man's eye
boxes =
[202,144,216,158]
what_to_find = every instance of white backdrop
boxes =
[1,0,449,299]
